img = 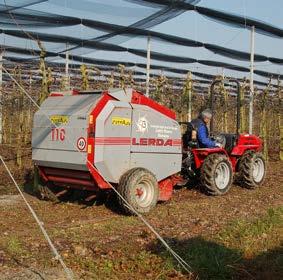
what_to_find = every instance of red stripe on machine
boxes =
[94,137,181,146]
[95,137,131,145]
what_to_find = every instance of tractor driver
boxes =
[190,109,222,148]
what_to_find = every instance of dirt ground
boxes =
[0,161,282,280]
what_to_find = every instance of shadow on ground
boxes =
[148,237,283,280]
[23,173,125,213]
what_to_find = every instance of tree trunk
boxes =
[278,81,283,160]
[260,85,269,161]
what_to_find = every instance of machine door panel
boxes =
[130,104,182,181]
[32,94,100,170]
[94,101,132,183]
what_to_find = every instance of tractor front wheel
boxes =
[117,168,159,215]
[200,154,233,195]
[238,151,265,188]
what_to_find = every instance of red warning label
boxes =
[77,137,86,151]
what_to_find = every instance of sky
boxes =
[1,0,283,83]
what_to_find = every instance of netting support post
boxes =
[0,51,3,144]
[146,35,151,97]
[65,42,70,90]
[249,26,255,134]
[188,71,192,122]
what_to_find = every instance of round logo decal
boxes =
[77,137,86,151]
[136,116,149,133]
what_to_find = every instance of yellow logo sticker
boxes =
[112,117,131,126]
[50,115,69,125]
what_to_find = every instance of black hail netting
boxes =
[0,0,281,87]
[1,47,280,89]
[3,0,283,38]
[131,0,283,37]
[90,0,201,45]
[1,33,281,79]
[0,6,282,64]
[0,1,47,12]
[3,53,279,91]
[0,0,282,182]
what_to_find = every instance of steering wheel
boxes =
[214,134,226,148]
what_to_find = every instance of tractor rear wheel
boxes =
[117,168,159,215]
[200,154,233,195]
[238,151,265,188]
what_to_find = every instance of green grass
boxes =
[172,238,240,280]
[218,207,283,256]
[6,236,25,256]
[161,206,283,279]
[72,250,175,280]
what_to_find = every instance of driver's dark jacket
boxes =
[191,118,216,148]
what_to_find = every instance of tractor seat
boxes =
[182,122,199,150]
[219,133,238,153]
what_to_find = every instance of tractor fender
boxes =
[192,148,229,169]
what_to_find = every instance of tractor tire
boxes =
[117,168,159,215]
[38,182,59,202]
[238,151,265,189]
[200,153,233,195]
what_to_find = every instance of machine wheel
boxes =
[200,154,233,195]
[238,151,265,188]
[117,168,159,215]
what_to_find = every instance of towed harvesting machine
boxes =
[32,82,265,214]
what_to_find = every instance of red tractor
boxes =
[181,79,266,195]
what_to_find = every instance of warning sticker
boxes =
[112,117,131,126]
[50,115,69,125]
[77,137,86,151]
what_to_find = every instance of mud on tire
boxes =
[117,168,159,215]
[200,153,233,195]
[238,151,265,189]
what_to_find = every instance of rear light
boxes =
[88,145,92,154]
